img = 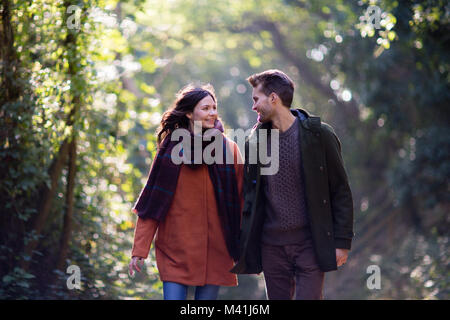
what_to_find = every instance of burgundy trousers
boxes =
[261,236,325,300]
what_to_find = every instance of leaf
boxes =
[2,275,14,284]
[17,281,30,288]
[139,83,156,95]
[23,273,36,279]
[139,56,157,73]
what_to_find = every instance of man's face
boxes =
[251,84,274,123]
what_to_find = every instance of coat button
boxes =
[323,199,327,204]
[327,231,331,236]
[319,166,324,171]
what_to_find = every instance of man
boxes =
[231,69,354,300]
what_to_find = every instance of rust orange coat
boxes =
[131,139,244,287]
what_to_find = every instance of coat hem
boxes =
[159,275,238,287]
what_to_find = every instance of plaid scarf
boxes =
[132,119,241,261]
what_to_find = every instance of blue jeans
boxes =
[163,281,220,300]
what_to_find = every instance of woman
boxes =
[128,84,244,300]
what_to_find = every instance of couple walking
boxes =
[128,69,354,300]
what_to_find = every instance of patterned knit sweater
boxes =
[261,117,311,245]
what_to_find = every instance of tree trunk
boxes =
[20,139,71,270]
[56,138,77,272]
[0,0,21,148]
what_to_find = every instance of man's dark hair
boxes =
[247,69,294,107]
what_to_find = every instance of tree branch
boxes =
[229,19,360,127]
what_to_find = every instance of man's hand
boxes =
[128,256,144,277]
[336,248,349,267]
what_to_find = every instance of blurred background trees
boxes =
[1,0,448,299]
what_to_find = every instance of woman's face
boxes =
[186,94,218,129]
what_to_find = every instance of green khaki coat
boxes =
[231,108,354,274]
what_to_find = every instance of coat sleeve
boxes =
[131,216,158,259]
[321,123,354,250]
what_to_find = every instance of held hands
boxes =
[128,256,144,277]
[336,248,349,267]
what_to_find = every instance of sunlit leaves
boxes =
[139,55,158,73]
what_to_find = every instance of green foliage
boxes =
[1,0,161,299]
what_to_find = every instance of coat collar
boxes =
[290,107,309,120]
[290,108,321,131]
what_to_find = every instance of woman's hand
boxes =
[128,256,144,277]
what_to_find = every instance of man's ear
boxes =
[186,112,192,120]
[270,93,277,104]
